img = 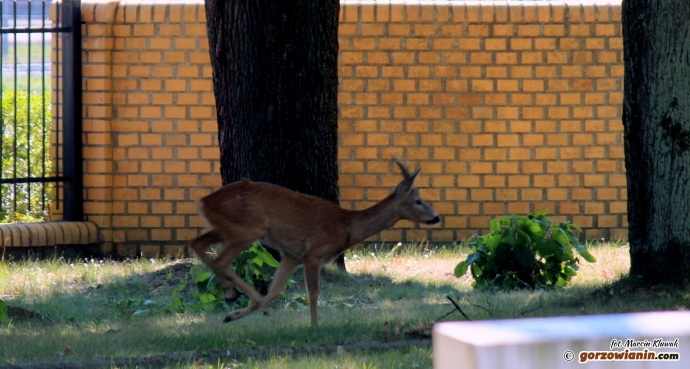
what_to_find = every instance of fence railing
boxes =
[0,0,82,223]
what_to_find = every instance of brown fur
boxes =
[189,158,439,328]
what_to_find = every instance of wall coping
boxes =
[0,222,99,248]
[80,0,622,4]
[78,0,623,24]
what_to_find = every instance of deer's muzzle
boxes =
[426,216,440,226]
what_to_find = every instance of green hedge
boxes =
[1,89,52,222]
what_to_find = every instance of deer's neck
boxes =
[345,194,401,246]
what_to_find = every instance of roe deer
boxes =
[189,158,439,328]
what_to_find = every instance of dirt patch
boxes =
[141,261,198,295]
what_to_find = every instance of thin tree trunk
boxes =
[623,0,690,284]
[204,0,345,269]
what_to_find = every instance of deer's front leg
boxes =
[303,258,322,328]
[258,254,301,311]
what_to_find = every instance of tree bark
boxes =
[623,0,690,284]
[204,0,345,269]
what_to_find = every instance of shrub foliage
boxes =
[1,89,52,222]
[195,241,282,310]
[455,210,596,289]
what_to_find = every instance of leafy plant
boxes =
[195,271,225,311]
[196,241,282,309]
[168,276,188,313]
[1,89,52,222]
[0,299,8,323]
[454,210,596,289]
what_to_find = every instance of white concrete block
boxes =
[433,311,690,369]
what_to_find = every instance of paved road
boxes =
[2,61,51,77]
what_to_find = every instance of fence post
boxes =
[61,0,83,221]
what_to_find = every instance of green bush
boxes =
[454,210,596,289]
[1,89,52,222]
[195,241,283,310]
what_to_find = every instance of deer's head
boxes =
[392,158,440,226]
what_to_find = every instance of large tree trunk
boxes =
[623,0,690,284]
[204,0,345,269]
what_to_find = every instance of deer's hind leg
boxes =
[225,254,301,323]
[190,229,264,306]
[211,237,258,303]
[189,230,240,302]
[189,230,223,264]
[194,195,270,320]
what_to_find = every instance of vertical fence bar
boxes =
[27,0,33,212]
[41,0,47,211]
[55,0,62,212]
[61,0,82,221]
[0,0,4,217]
[12,0,18,215]
[0,0,81,222]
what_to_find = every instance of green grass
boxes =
[2,41,52,91]
[1,242,689,367]
[161,347,432,369]
[2,41,50,64]
[1,76,50,92]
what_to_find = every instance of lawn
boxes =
[1,241,689,368]
[2,41,50,64]
[2,40,52,91]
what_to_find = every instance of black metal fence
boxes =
[0,0,82,222]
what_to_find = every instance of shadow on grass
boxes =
[2,255,690,365]
[558,275,690,314]
[0,257,460,364]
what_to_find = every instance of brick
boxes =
[485,149,507,161]
[74,2,630,247]
[524,80,545,92]
[522,162,544,174]
[509,176,531,188]
[534,175,555,187]
[597,215,620,228]
[496,162,518,174]
[510,66,532,78]
[557,202,582,216]
[510,148,531,160]
[496,189,518,201]
[583,174,605,187]
[535,38,556,50]
[406,38,429,50]
[485,176,506,188]
[405,148,428,160]
[546,188,568,201]
[486,38,507,51]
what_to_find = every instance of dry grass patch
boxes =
[1,241,689,367]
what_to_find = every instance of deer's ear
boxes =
[395,168,420,194]
[392,156,412,178]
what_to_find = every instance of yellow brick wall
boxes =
[74,0,626,256]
